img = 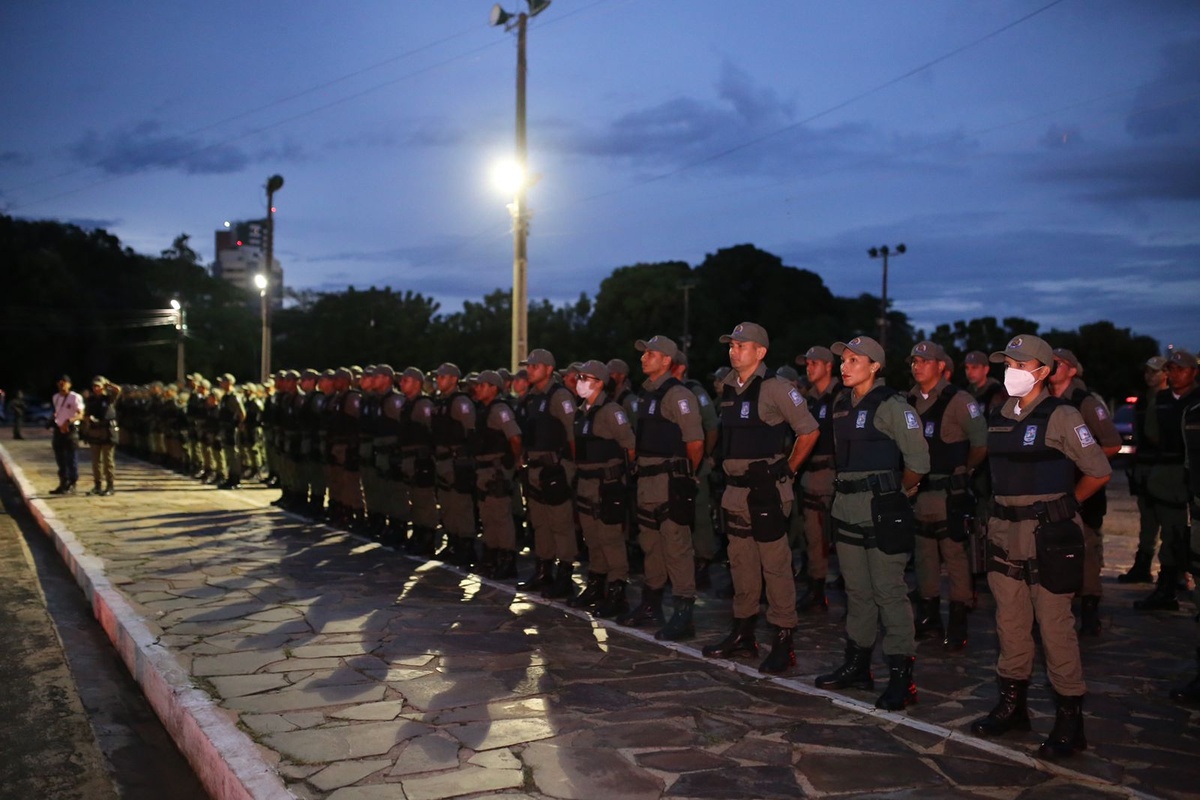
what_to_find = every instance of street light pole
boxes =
[255,273,269,383]
[867,243,906,351]
[263,174,284,382]
[170,299,185,386]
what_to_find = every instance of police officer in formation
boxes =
[470,370,522,578]
[795,346,840,612]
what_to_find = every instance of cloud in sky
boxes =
[70,121,251,176]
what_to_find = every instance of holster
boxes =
[453,457,476,494]
[1034,517,1084,594]
[598,480,627,525]
[1079,487,1106,530]
[667,475,697,526]
[412,456,436,488]
[538,462,572,505]
[485,469,512,498]
[745,461,787,542]
[870,487,915,555]
[944,490,975,543]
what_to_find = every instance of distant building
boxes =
[214,219,284,308]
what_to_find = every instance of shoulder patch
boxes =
[419,405,432,418]
[561,399,575,415]
[498,408,512,423]
[904,410,920,430]
[1075,424,1096,447]
[678,398,691,415]
[788,388,803,407]
[1095,405,1108,420]
[614,410,628,426]
[698,393,709,406]
[967,402,981,419]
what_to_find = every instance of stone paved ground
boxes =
[3,434,1198,800]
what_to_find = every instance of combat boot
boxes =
[694,557,712,591]
[758,627,796,674]
[702,616,759,659]
[543,560,576,600]
[101,481,114,496]
[492,549,518,580]
[655,597,696,641]
[971,676,1031,737]
[815,641,875,690]
[944,600,970,650]
[516,559,555,592]
[594,580,628,619]
[796,578,827,612]
[568,572,606,610]
[1133,568,1179,611]
[616,585,665,628]
[914,596,944,640]
[477,546,497,578]
[1078,595,1101,636]
[1170,647,1200,705]
[1037,693,1087,759]
[1117,551,1153,583]
[875,655,917,710]
[88,481,103,496]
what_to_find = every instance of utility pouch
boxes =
[1034,518,1084,594]
[667,475,698,526]
[1079,487,1106,530]
[598,480,627,525]
[745,462,787,542]
[945,490,975,543]
[487,471,512,498]
[412,456,436,488]
[539,462,571,505]
[870,491,915,555]
[374,451,390,473]
[453,457,476,494]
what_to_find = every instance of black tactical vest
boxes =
[399,395,433,448]
[1153,387,1199,464]
[987,397,1075,496]
[473,400,514,456]
[909,383,970,474]
[575,402,624,464]
[807,382,840,458]
[520,386,572,455]
[432,391,471,447]
[718,374,790,460]
[635,377,687,458]
[832,385,903,472]
[1184,400,1200,496]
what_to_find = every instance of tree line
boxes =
[0,215,1157,405]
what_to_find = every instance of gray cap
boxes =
[373,364,396,380]
[719,321,769,348]
[635,335,680,360]
[475,370,504,389]
[520,348,556,367]
[832,335,886,367]
[497,367,513,381]
[1145,356,1167,371]
[908,340,948,363]
[673,350,689,367]
[1167,349,1198,369]
[436,362,462,378]
[775,365,800,383]
[1052,348,1083,376]
[964,351,989,367]
[577,359,610,384]
[219,373,236,384]
[401,367,425,382]
[606,358,630,376]
[798,345,833,364]
[990,334,1053,366]
[712,366,732,381]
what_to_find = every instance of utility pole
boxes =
[868,243,906,351]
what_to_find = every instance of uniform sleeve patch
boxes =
[614,410,628,425]
[419,405,432,418]
[967,402,981,419]
[1075,424,1096,447]
[561,399,575,415]
[1095,406,1108,420]
[498,409,511,422]
[698,393,709,406]
[788,388,804,407]
[678,398,691,415]
[905,410,920,430]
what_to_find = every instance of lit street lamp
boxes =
[262,174,283,382]
[254,273,269,382]
[170,298,186,386]
[867,243,906,351]
[491,0,551,372]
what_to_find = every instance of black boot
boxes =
[655,597,696,641]
[492,549,519,580]
[594,580,629,618]
[944,600,970,650]
[796,578,827,612]
[88,481,103,496]
[101,480,114,496]
[456,537,477,569]
[758,627,796,674]
[816,642,875,690]
[971,676,1031,736]
[1038,693,1087,759]
[568,572,606,609]
[1133,568,1179,611]
[1117,551,1153,584]
[702,616,759,659]
[516,559,555,592]
[542,560,576,600]
[1170,647,1200,704]
[875,655,917,710]
[914,597,944,640]
[1078,595,1101,636]
[477,546,497,578]
[616,585,665,628]
[694,558,712,591]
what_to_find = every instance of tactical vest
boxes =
[719,374,789,460]
[976,380,1003,409]
[473,400,514,457]
[377,391,405,438]
[1133,391,1157,464]
[399,395,433,449]
[358,392,383,437]
[807,382,839,458]
[302,391,327,430]
[1152,387,1198,464]
[832,385,903,472]
[1184,401,1200,496]
[520,386,572,455]
[432,390,471,447]
[908,383,970,474]
[244,398,264,428]
[635,377,687,458]
[218,394,240,428]
[575,402,624,464]
[987,397,1075,496]
[331,389,362,439]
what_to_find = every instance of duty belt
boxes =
[724,458,790,487]
[990,495,1077,523]
[576,463,625,481]
[805,456,834,469]
[835,471,901,495]
[636,458,690,478]
[921,473,971,492]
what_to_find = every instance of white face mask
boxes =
[1003,365,1041,398]
[575,378,598,399]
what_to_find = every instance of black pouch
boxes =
[539,462,571,505]
[412,456,436,488]
[1079,487,1106,530]
[598,480,626,525]
[486,471,512,498]
[453,457,476,494]
[667,475,698,526]
[945,490,975,543]
[870,491,915,555]
[746,473,787,542]
[1034,518,1084,594]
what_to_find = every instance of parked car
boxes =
[1113,400,1135,458]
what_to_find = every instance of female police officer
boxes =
[815,336,929,711]
[970,334,1110,759]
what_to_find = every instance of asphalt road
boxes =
[0,474,209,800]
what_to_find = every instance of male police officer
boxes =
[431,363,478,566]
[396,367,439,555]
[702,323,819,674]
[1048,348,1121,635]
[970,334,1110,759]
[670,350,721,590]
[796,345,841,611]
[907,341,987,650]
[1120,355,1169,583]
[471,370,523,578]
[619,335,704,641]
[815,336,929,711]
[216,374,246,489]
